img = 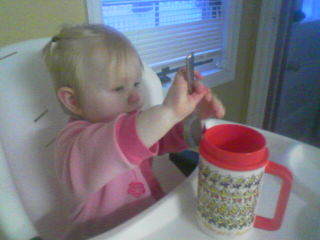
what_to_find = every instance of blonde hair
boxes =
[42,24,143,98]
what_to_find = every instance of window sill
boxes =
[162,67,234,97]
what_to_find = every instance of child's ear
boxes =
[57,87,83,116]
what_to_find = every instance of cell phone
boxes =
[185,52,195,94]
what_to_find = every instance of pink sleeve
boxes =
[157,122,189,155]
[117,112,159,164]
[55,113,158,201]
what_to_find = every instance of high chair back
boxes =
[0,38,184,240]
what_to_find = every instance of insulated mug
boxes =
[197,124,292,239]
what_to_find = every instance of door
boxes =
[263,0,320,147]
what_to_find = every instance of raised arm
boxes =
[136,68,208,148]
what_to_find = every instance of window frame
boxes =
[86,0,243,88]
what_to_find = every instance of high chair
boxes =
[0,39,186,240]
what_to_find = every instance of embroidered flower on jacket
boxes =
[128,181,146,198]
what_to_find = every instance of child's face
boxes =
[73,47,144,122]
[78,76,144,123]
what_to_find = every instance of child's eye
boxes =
[113,86,125,92]
[134,82,140,88]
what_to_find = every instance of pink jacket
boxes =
[55,112,188,239]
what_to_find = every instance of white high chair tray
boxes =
[91,120,320,240]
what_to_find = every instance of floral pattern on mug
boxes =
[198,161,264,232]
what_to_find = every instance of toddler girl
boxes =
[43,24,225,240]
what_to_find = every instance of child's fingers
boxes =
[212,95,226,118]
[205,91,213,102]
[191,92,207,107]
[193,80,207,93]
[176,68,203,81]
[175,67,187,79]
[194,71,204,80]
[172,70,187,88]
[190,85,207,105]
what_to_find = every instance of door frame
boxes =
[246,0,296,128]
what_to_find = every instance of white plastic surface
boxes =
[91,119,320,240]
[0,144,37,239]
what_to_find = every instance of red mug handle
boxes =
[254,161,293,231]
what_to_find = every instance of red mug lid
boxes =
[200,124,268,171]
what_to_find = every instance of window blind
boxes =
[101,0,224,70]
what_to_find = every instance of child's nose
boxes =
[127,90,141,105]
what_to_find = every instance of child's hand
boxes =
[163,68,208,122]
[196,90,225,119]
[190,72,225,119]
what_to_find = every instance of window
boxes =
[101,0,221,31]
[302,0,320,21]
[86,0,242,87]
